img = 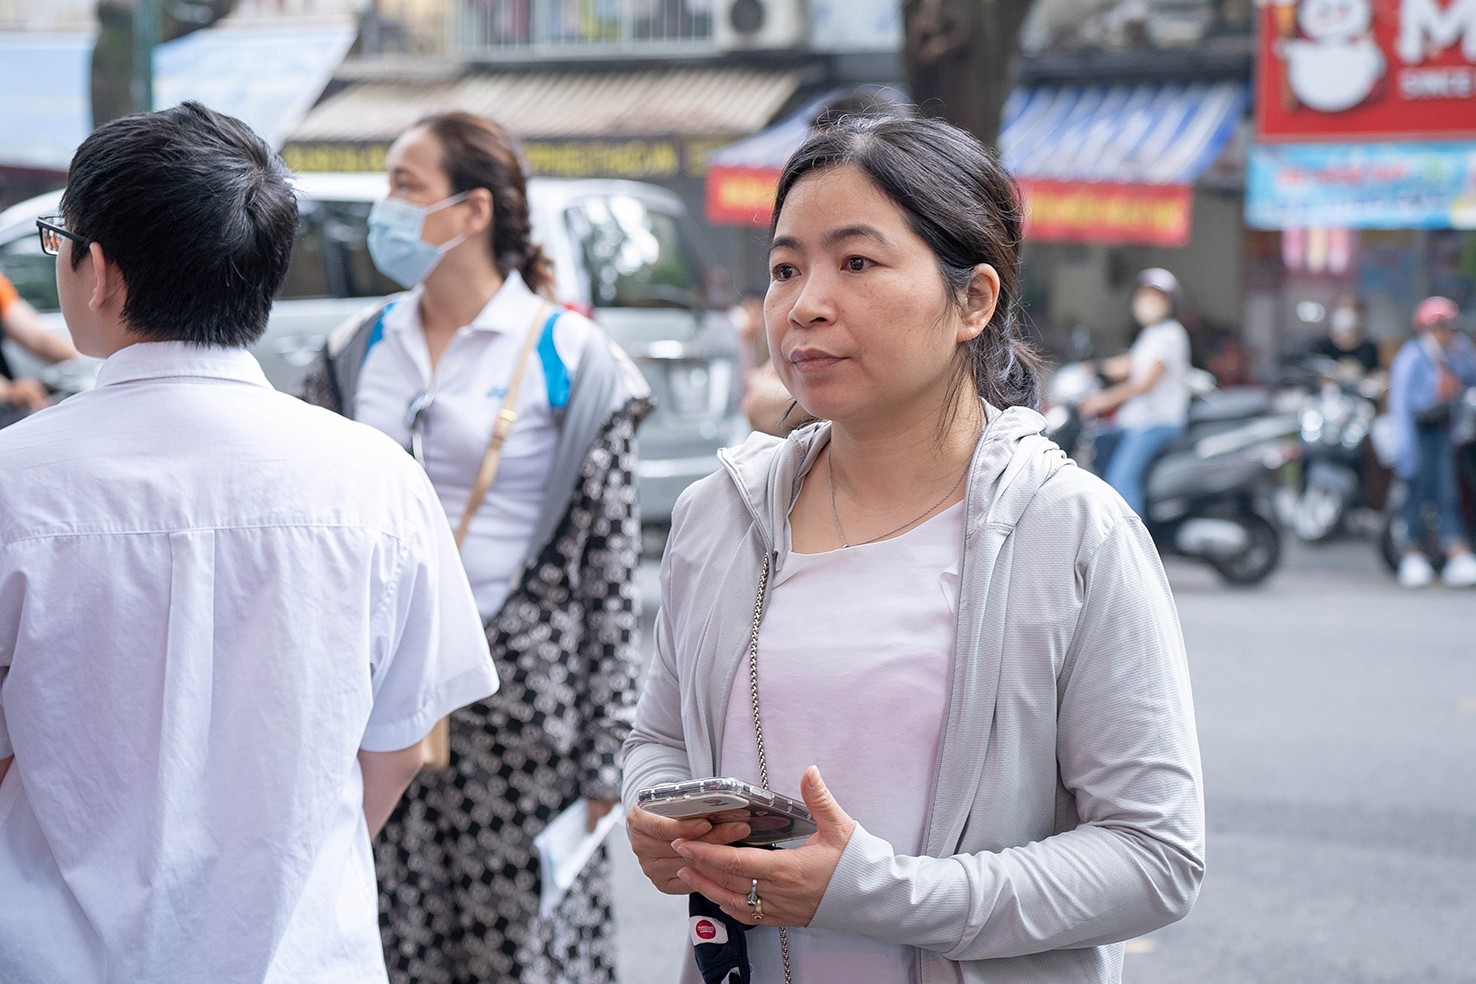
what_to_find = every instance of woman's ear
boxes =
[465,187,495,236]
[959,263,1000,343]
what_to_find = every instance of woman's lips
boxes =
[788,350,842,374]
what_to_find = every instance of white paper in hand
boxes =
[532,799,622,918]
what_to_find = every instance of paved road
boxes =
[610,531,1476,984]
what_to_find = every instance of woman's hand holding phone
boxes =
[671,766,857,927]
[626,805,752,895]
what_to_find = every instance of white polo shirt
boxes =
[353,272,597,621]
[0,342,497,983]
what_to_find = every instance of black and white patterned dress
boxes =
[301,319,650,984]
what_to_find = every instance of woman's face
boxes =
[765,164,994,430]
[383,126,473,248]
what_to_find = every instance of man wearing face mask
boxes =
[1078,268,1193,516]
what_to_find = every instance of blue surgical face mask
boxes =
[366,192,471,288]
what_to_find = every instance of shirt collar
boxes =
[384,270,544,338]
[94,341,273,389]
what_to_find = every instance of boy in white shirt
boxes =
[0,102,497,983]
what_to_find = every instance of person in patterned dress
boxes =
[300,111,651,984]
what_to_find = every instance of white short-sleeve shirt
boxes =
[0,342,497,984]
[1116,318,1191,430]
[353,271,598,621]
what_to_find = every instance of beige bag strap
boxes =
[423,303,552,773]
[452,303,551,548]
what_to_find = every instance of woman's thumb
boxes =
[801,766,855,839]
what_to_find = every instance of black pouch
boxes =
[689,893,753,984]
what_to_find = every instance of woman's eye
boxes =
[771,264,797,282]
[844,256,870,272]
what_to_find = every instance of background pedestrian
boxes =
[300,110,651,984]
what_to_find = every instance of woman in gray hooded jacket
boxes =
[621,115,1204,984]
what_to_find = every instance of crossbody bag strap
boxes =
[745,557,793,984]
[453,303,553,548]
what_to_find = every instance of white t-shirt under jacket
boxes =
[721,501,964,982]
[0,343,497,983]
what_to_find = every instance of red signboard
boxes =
[1019,180,1195,247]
[706,165,780,226]
[1256,0,1476,142]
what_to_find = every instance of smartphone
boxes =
[636,777,817,847]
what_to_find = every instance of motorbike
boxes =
[1284,356,1388,543]
[1377,388,1476,575]
[1045,362,1299,586]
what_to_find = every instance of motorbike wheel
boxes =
[1210,513,1281,586]
[1290,482,1346,543]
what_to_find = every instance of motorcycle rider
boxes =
[1313,294,1380,379]
[1388,296,1476,588]
[1078,267,1193,516]
[0,271,79,424]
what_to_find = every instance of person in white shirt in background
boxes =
[0,101,497,984]
[1078,267,1193,515]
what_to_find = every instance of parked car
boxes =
[0,173,745,526]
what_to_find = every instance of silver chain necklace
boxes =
[826,443,968,549]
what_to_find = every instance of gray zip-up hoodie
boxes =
[622,405,1204,983]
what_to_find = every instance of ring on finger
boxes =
[746,878,764,920]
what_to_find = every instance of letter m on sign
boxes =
[1398,0,1476,63]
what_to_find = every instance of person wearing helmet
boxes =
[1387,296,1476,588]
[1078,268,1193,515]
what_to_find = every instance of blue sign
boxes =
[1247,141,1476,230]
[0,33,94,170]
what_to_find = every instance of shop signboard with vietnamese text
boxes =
[1246,140,1476,228]
[1018,180,1195,247]
[1257,0,1476,142]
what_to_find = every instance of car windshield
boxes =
[565,194,707,310]
[0,227,61,312]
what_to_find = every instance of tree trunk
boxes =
[902,0,1036,148]
[91,0,238,128]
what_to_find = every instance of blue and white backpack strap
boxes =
[360,299,398,368]
[537,309,570,415]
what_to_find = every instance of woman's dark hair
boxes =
[414,111,555,298]
[62,101,297,346]
[771,114,1042,411]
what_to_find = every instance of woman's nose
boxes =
[787,271,835,328]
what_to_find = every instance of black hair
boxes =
[413,111,555,299]
[61,101,297,347]
[771,114,1042,412]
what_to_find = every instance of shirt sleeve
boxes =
[360,481,499,753]
[0,273,17,320]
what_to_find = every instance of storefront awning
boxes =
[705,86,908,226]
[704,80,1247,246]
[0,21,353,173]
[0,33,94,171]
[1002,81,1247,246]
[1246,141,1476,231]
[284,67,803,180]
[154,21,357,151]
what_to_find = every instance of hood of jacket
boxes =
[716,403,1074,563]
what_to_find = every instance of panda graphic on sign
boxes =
[1278,0,1386,112]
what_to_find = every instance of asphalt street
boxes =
[609,529,1476,984]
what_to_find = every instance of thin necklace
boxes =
[827,443,968,549]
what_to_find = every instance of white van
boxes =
[0,174,745,526]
